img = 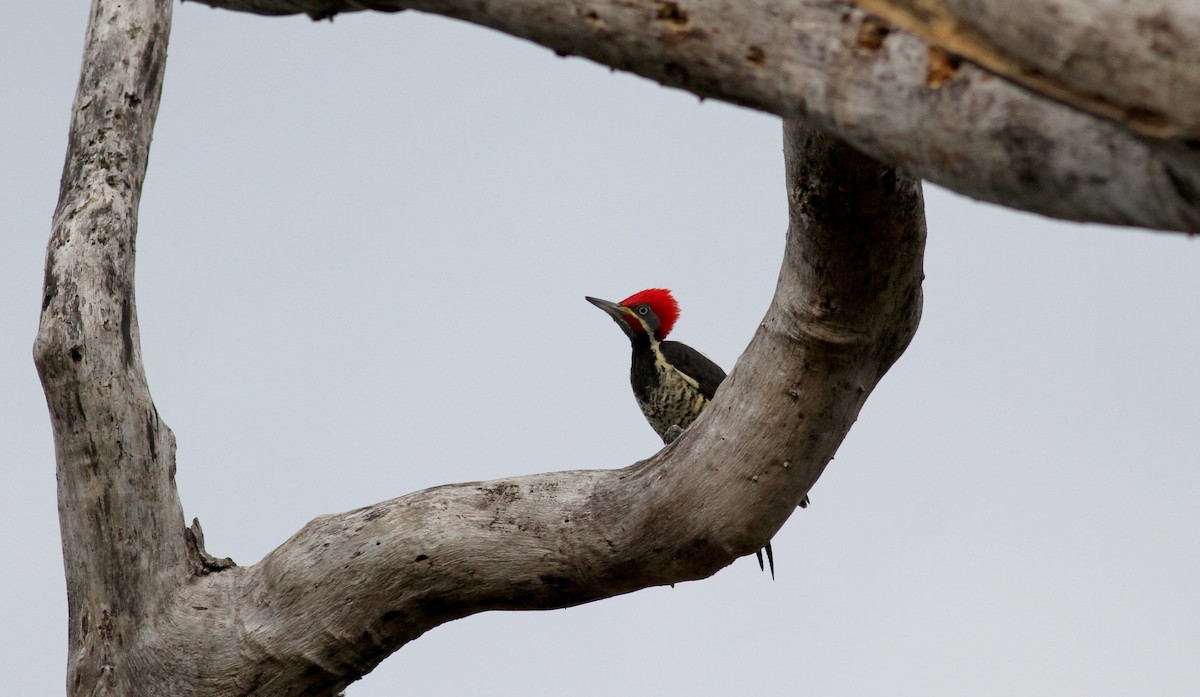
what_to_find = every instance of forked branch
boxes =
[40,0,923,695]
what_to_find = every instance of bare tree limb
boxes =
[184,0,1200,233]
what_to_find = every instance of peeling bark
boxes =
[844,0,1200,140]
[185,0,1200,233]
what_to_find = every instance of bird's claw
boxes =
[755,542,775,580]
[662,424,685,444]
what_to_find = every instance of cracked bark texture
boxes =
[41,1,925,694]
[34,0,187,694]
[187,0,1200,233]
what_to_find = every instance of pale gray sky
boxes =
[4,5,1199,696]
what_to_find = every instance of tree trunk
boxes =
[187,0,1200,233]
[40,1,924,694]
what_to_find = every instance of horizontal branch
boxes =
[143,123,926,695]
[185,0,1200,233]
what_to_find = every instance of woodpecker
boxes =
[586,288,793,577]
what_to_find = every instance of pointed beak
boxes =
[586,295,637,339]
[585,295,629,321]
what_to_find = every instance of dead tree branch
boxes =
[40,0,923,694]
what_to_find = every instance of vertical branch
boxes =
[777,121,926,353]
[33,0,182,693]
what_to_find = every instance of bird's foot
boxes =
[662,424,685,444]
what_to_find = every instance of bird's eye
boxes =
[637,305,649,316]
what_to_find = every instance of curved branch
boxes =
[144,124,925,695]
[186,0,1200,233]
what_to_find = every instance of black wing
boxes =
[660,340,726,400]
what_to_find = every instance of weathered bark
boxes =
[185,0,1200,233]
[844,0,1200,140]
[41,1,924,694]
[34,0,187,694]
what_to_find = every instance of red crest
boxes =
[619,288,680,339]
